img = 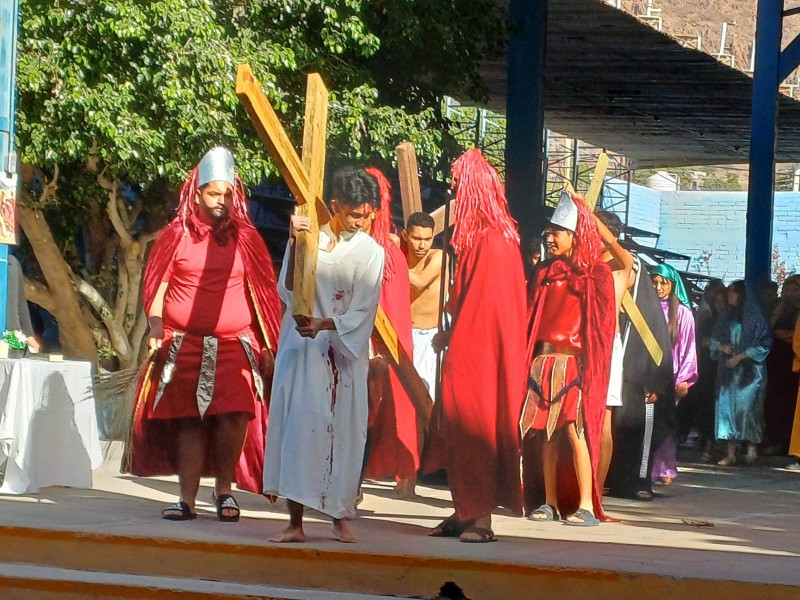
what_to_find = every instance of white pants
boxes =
[606,332,623,407]
[412,328,438,403]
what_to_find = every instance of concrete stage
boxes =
[0,444,798,599]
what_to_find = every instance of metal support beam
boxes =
[746,1,783,284]
[0,0,21,330]
[747,0,800,284]
[779,32,800,81]
[505,0,547,238]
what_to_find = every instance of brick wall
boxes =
[653,189,800,282]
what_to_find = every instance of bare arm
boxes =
[595,214,634,275]
[408,250,443,292]
[147,281,169,350]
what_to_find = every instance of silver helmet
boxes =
[549,191,579,232]
[197,146,235,187]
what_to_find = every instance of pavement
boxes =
[0,443,799,599]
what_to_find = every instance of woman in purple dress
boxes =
[650,264,698,485]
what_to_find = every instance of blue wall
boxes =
[614,182,800,283]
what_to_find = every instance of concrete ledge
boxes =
[0,525,797,600]
[0,563,411,600]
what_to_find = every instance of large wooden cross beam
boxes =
[583,152,663,367]
[236,66,433,422]
[237,65,329,317]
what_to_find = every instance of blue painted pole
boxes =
[0,0,20,331]
[746,1,782,285]
[505,0,547,238]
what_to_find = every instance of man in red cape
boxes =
[123,147,281,522]
[425,148,528,543]
[361,168,420,496]
[523,192,615,526]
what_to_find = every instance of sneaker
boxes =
[784,462,800,472]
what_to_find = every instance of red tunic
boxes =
[148,232,259,420]
[523,258,616,520]
[525,279,583,432]
[424,229,528,522]
[365,244,419,481]
[125,216,281,495]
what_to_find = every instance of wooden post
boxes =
[396,142,422,225]
[585,152,609,211]
[236,64,432,407]
[430,199,456,236]
[236,65,330,316]
[295,74,328,316]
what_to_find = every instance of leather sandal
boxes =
[459,525,497,543]
[428,516,465,537]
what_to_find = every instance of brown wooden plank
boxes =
[236,64,314,207]
[373,313,434,429]
[430,199,456,236]
[293,73,330,316]
[395,142,422,225]
[585,152,609,211]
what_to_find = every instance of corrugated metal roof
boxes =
[479,0,800,167]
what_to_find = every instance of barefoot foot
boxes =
[394,476,417,499]
[269,526,306,543]
[332,519,357,543]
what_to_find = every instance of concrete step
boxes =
[0,563,420,600]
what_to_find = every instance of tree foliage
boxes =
[13,0,506,364]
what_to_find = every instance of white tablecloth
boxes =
[0,358,102,494]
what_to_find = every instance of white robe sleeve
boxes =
[277,242,293,305]
[330,247,385,361]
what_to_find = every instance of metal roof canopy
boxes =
[480,0,800,169]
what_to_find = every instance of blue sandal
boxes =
[528,503,560,521]
[563,507,599,527]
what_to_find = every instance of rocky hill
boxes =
[618,0,800,84]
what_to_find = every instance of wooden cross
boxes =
[236,65,329,317]
[583,152,664,367]
[237,66,433,422]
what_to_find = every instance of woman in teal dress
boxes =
[711,281,772,466]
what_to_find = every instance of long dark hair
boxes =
[666,293,680,347]
[728,280,746,322]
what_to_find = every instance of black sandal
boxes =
[212,492,240,522]
[459,525,497,543]
[428,516,465,537]
[162,501,197,521]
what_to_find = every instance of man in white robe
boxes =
[264,167,385,543]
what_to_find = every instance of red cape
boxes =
[123,219,281,494]
[365,244,419,480]
[424,229,528,522]
[524,258,615,520]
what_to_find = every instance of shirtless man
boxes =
[595,211,634,491]
[402,212,444,402]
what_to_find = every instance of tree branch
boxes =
[103,179,134,249]
[28,164,61,207]
[73,274,133,368]
[22,276,55,312]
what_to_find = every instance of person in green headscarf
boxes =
[650,264,698,484]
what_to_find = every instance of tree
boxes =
[14,0,505,367]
